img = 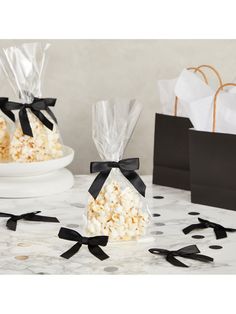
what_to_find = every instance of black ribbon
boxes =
[149,245,213,268]
[0,97,14,121]
[3,97,57,137]
[58,227,109,260]
[89,158,146,199]
[183,217,236,239]
[0,211,59,231]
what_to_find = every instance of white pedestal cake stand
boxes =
[0,146,74,198]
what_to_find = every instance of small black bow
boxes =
[183,217,236,239]
[89,158,146,199]
[149,245,213,268]
[3,97,57,137]
[58,227,109,260]
[0,211,59,231]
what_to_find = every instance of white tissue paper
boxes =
[158,69,211,117]
[175,69,236,134]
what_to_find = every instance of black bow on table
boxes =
[89,158,146,199]
[149,245,213,268]
[0,211,59,231]
[183,217,236,239]
[2,97,58,137]
[58,227,109,260]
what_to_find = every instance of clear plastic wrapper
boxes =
[0,103,11,162]
[86,99,151,241]
[0,71,12,162]
[0,42,63,162]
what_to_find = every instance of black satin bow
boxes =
[89,158,146,199]
[58,227,109,260]
[0,211,59,231]
[0,97,14,121]
[183,217,236,239]
[149,245,213,268]
[3,97,57,137]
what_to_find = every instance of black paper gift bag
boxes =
[153,65,223,191]
[153,112,193,190]
[189,83,236,211]
[153,65,217,190]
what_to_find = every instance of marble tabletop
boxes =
[0,175,235,275]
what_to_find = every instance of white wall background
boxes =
[0,39,236,174]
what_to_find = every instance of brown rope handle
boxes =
[196,64,223,87]
[212,83,236,132]
[174,65,223,116]
[174,67,208,116]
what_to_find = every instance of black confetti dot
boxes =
[209,245,223,250]
[153,213,161,217]
[151,231,164,235]
[104,266,118,272]
[188,211,200,216]
[192,235,205,239]
[153,196,164,199]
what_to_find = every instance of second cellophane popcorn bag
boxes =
[0,42,63,162]
[0,96,11,162]
[86,99,151,241]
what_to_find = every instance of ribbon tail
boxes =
[182,223,206,235]
[46,107,57,124]
[88,245,109,261]
[0,212,12,217]
[183,253,214,263]
[31,109,54,131]
[60,242,82,259]
[1,107,15,122]
[25,215,59,223]
[19,107,33,137]
[214,227,227,239]
[88,171,110,199]
[166,254,188,268]
[225,228,236,233]
[6,218,17,231]
[121,170,146,197]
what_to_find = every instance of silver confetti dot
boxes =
[71,203,85,208]
[67,224,79,228]
[104,266,118,272]
[151,231,163,235]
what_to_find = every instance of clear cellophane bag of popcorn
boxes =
[86,99,151,242]
[0,69,12,162]
[0,42,63,162]
[0,102,11,162]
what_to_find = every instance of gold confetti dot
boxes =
[15,255,29,261]
[17,243,31,247]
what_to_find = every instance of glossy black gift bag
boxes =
[153,66,213,190]
[189,83,236,211]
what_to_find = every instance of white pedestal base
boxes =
[0,168,74,198]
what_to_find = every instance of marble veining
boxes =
[0,175,235,274]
